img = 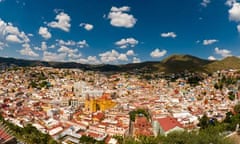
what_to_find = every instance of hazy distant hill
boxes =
[1,55,240,73]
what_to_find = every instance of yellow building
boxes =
[85,93,116,112]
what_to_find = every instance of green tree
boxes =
[198,114,209,129]
[234,103,240,114]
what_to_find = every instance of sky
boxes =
[0,0,240,64]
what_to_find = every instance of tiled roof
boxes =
[157,116,183,132]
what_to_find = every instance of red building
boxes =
[133,116,153,137]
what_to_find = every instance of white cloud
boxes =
[49,44,55,49]
[161,32,177,38]
[225,0,237,7]
[57,39,88,48]
[58,45,78,54]
[68,53,82,59]
[57,39,76,46]
[108,6,137,28]
[150,48,167,58]
[201,0,211,7]
[48,12,71,32]
[27,33,33,37]
[41,41,47,51]
[229,2,240,22]
[0,19,30,43]
[126,50,135,56]
[215,47,232,57]
[38,27,51,39]
[99,49,119,63]
[77,40,89,48]
[118,53,128,61]
[115,37,138,48]
[79,56,100,64]
[133,57,141,63]
[34,41,48,51]
[6,34,22,43]
[208,56,216,60]
[0,41,6,50]
[80,23,94,31]
[43,51,66,62]
[19,43,39,57]
[237,24,240,32]
[203,39,218,45]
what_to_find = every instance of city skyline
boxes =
[0,0,240,64]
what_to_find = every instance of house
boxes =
[153,116,184,136]
[0,123,17,144]
[133,116,153,137]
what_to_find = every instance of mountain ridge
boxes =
[0,55,240,73]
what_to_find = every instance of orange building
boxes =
[85,93,116,112]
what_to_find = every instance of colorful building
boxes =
[133,116,153,137]
[85,93,116,112]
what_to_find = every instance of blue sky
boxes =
[0,0,240,64]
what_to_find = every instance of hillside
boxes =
[161,54,211,73]
[204,56,240,72]
[1,55,240,73]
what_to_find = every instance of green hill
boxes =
[205,56,240,72]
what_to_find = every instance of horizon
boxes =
[0,0,240,64]
[1,54,239,66]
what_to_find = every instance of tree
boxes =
[198,114,209,129]
[234,103,240,114]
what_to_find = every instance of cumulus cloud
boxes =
[34,41,48,51]
[19,43,39,57]
[201,0,211,7]
[0,41,6,50]
[57,39,76,46]
[48,12,71,32]
[58,45,78,54]
[208,56,216,60]
[161,32,177,38]
[225,0,237,7]
[6,34,22,43]
[80,23,94,31]
[99,49,129,63]
[133,57,141,63]
[108,6,137,28]
[118,53,128,61]
[79,56,100,64]
[203,39,218,45]
[43,51,66,62]
[115,37,138,48]
[215,47,232,57]
[0,19,30,43]
[41,41,47,51]
[57,39,88,48]
[68,53,82,59]
[229,2,240,22]
[99,49,119,63]
[77,40,89,48]
[126,50,135,56]
[150,48,167,58]
[38,27,51,39]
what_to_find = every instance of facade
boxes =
[153,116,184,136]
[133,116,153,137]
[85,93,116,112]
